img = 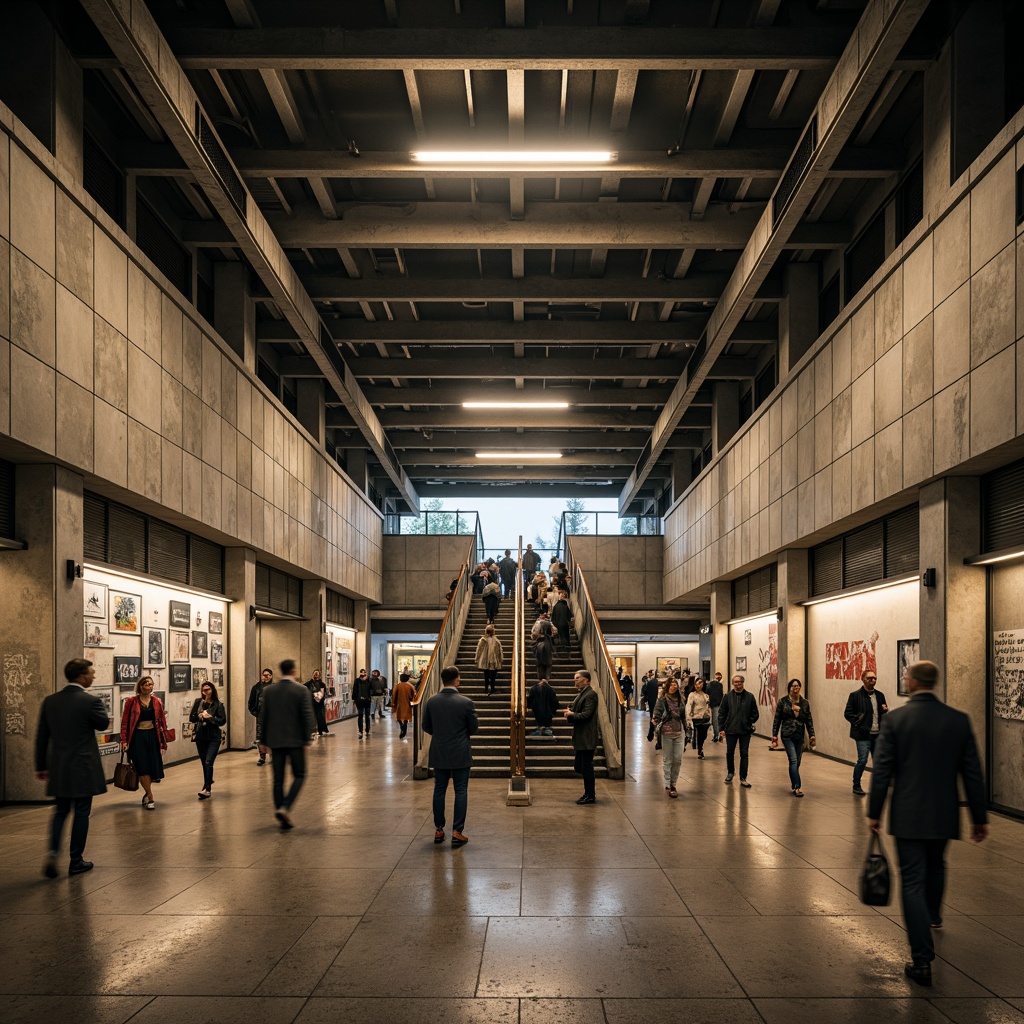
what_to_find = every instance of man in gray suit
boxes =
[565,669,599,804]
[869,660,988,987]
[423,666,478,847]
[260,658,316,830]
[35,658,109,877]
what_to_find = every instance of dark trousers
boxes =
[195,732,220,789]
[536,662,552,681]
[555,625,570,649]
[271,747,307,811]
[484,596,500,622]
[432,766,470,833]
[399,718,409,738]
[50,795,92,862]
[725,732,751,779]
[692,719,710,754]
[357,702,372,734]
[854,734,878,787]
[483,669,498,693]
[574,749,596,797]
[313,700,329,735]
[897,837,948,964]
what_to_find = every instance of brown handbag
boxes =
[113,750,139,791]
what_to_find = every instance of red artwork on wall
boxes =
[825,632,879,680]
[757,622,779,713]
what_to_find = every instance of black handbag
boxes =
[113,750,139,792]
[859,832,891,906]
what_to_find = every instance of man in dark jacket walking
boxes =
[718,674,759,787]
[527,677,560,735]
[868,660,987,986]
[260,659,316,830]
[565,669,599,804]
[521,543,541,584]
[706,672,725,740]
[642,673,660,721]
[498,549,518,598]
[35,659,109,877]
[352,668,373,737]
[423,666,478,846]
[248,667,273,764]
[844,668,889,795]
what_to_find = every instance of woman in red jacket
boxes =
[120,676,169,809]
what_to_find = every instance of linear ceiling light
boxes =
[475,451,562,459]
[413,150,614,163]
[463,401,570,409]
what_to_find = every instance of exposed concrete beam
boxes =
[78,0,419,512]
[357,384,677,406]
[383,429,708,449]
[416,482,625,497]
[404,466,645,481]
[336,354,686,379]
[78,26,933,72]
[182,204,850,249]
[619,0,930,510]
[400,451,641,467]
[348,408,659,429]
[121,145,902,180]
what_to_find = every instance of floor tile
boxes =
[123,996,306,1023]
[604,997,768,1024]
[521,868,687,916]
[753,997,952,1023]
[253,917,361,996]
[927,998,1024,1023]
[5,995,153,1024]
[294,998,519,1024]
[366,865,523,916]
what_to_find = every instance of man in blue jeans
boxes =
[423,666,478,847]
[844,669,888,795]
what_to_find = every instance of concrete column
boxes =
[345,447,369,493]
[709,580,731,678]
[296,379,326,446]
[712,382,740,454]
[355,600,371,674]
[214,263,256,371]
[918,478,987,760]
[0,466,82,800]
[922,38,951,215]
[777,549,809,688]
[54,36,83,183]
[671,451,693,502]
[299,579,326,680]
[778,262,819,376]
[224,546,257,749]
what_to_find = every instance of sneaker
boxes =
[451,831,469,847]
[198,789,211,799]
[256,757,266,766]
[698,752,705,760]
[358,732,363,738]
[740,779,752,788]
[145,800,156,810]
[725,773,734,783]
[275,808,294,830]
[852,785,866,796]
[42,854,58,879]
[68,859,94,876]
[434,829,445,844]
[542,728,554,736]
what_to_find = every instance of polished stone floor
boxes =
[3,710,1024,1024]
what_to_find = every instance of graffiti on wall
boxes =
[757,622,779,713]
[3,652,33,735]
[993,629,1024,721]
[825,631,879,680]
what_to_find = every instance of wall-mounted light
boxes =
[921,568,937,588]
[699,624,712,635]
[66,560,82,581]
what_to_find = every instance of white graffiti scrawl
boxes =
[4,652,33,735]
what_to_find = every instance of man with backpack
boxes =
[370,669,389,721]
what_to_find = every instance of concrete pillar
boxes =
[671,451,693,502]
[224,546,257,749]
[355,600,371,674]
[0,466,82,800]
[345,447,369,493]
[918,478,987,760]
[709,580,731,678]
[213,263,256,371]
[54,36,83,183]
[777,549,809,688]
[778,262,819,376]
[296,379,326,446]
[299,579,326,680]
[923,38,951,215]
[712,382,740,454]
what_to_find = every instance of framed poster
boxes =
[897,638,919,696]
[93,686,114,728]
[83,581,107,620]
[144,627,166,668]
[84,621,107,647]
[210,639,223,664]
[169,664,191,692]
[114,656,142,685]
[192,666,209,689]
[191,631,208,659]
[210,668,224,686]
[110,592,141,634]
[208,611,223,634]
[170,630,190,663]
[169,601,191,628]
[656,657,681,677]
[735,656,748,672]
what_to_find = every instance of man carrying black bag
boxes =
[868,659,988,987]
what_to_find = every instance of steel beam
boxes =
[358,384,675,406]
[399,451,639,466]
[333,354,687,379]
[382,429,707,449]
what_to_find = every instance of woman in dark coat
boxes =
[534,633,555,681]
[306,669,330,736]
[120,676,168,810]
[189,680,226,798]
[550,591,572,651]
[771,678,816,797]
[481,579,502,624]
[527,677,560,735]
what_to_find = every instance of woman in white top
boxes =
[685,677,713,760]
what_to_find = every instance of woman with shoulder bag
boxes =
[306,669,330,737]
[190,681,226,799]
[685,677,713,760]
[120,676,169,810]
[771,678,816,797]
[474,623,504,695]
[653,678,686,798]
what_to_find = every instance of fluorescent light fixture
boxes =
[475,451,562,460]
[722,609,780,627]
[413,150,614,163]
[964,545,1024,566]
[799,572,919,607]
[463,401,569,410]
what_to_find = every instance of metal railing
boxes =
[410,542,475,778]
[567,539,626,778]
[509,537,527,778]
[555,511,662,557]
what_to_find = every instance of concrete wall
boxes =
[664,106,1024,603]
[568,536,663,608]
[381,535,476,608]
[0,102,383,602]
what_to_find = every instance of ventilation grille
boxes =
[843,522,884,588]
[190,537,224,593]
[136,199,191,299]
[149,520,188,585]
[846,210,886,300]
[732,564,778,618]
[256,562,303,615]
[326,588,354,627]
[196,107,247,214]
[773,117,817,226]
[83,132,125,227]
[983,458,1024,552]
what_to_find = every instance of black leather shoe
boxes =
[68,860,94,875]
[575,794,596,805]
[42,855,58,879]
[904,962,932,987]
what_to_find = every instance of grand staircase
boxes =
[450,587,610,778]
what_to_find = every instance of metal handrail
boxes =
[510,537,526,777]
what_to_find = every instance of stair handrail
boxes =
[567,543,626,778]
[509,537,527,777]
[411,542,475,778]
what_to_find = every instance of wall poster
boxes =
[993,629,1024,721]
[756,621,779,715]
[824,631,879,680]
[896,638,920,696]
